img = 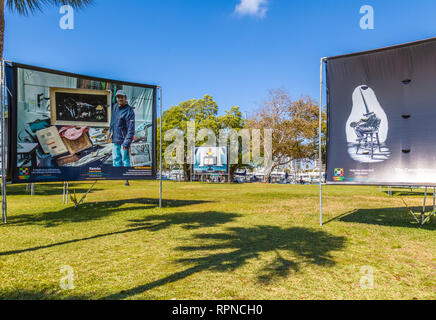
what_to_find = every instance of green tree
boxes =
[248,89,320,183]
[218,106,249,182]
[158,95,246,182]
[1,0,93,60]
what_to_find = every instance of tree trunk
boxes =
[263,162,278,183]
[228,165,237,183]
[263,168,272,183]
[183,163,191,182]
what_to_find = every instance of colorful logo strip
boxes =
[333,168,345,181]
[18,167,31,180]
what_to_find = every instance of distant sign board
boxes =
[194,146,227,174]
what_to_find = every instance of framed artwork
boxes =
[50,87,111,127]
[35,126,69,157]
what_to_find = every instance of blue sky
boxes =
[5,0,436,115]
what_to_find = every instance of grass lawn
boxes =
[0,181,434,300]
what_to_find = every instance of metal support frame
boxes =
[69,181,98,209]
[318,54,434,228]
[1,59,7,224]
[402,187,436,227]
[319,57,327,226]
[0,66,163,218]
[62,181,69,205]
[190,145,194,183]
[159,86,162,208]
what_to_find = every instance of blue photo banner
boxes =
[6,62,157,184]
[194,146,228,174]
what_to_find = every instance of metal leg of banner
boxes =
[424,188,436,224]
[421,187,436,225]
[66,182,69,205]
[31,183,34,196]
[422,187,428,222]
[319,57,326,226]
[159,86,162,209]
[433,188,435,212]
[401,197,421,225]
[1,59,7,224]
[62,182,66,204]
[71,181,97,209]
[402,186,435,227]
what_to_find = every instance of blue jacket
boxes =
[110,103,135,148]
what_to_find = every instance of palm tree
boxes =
[1,0,93,61]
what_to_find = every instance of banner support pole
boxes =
[319,57,326,226]
[227,142,230,184]
[1,59,7,224]
[158,86,162,209]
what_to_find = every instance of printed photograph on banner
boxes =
[9,65,156,183]
[194,146,228,174]
[346,85,390,163]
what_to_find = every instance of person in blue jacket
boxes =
[110,90,135,167]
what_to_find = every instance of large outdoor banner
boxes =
[326,38,436,186]
[6,63,157,183]
[194,146,228,174]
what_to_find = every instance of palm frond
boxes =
[6,0,42,15]
[7,0,93,16]
[48,0,94,10]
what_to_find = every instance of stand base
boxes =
[401,187,436,227]
[67,181,98,209]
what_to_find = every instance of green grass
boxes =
[0,181,434,300]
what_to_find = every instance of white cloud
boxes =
[234,0,269,18]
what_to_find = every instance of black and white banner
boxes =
[326,38,436,186]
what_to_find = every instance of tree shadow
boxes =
[4,198,212,228]
[0,211,238,257]
[101,226,346,299]
[338,207,435,230]
[127,211,241,231]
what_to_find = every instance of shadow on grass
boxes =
[101,226,346,299]
[0,211,239,257]
[127,211,240,231]
[382,190,429,197]
[336,207,435,230]
[4,198,212,228]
